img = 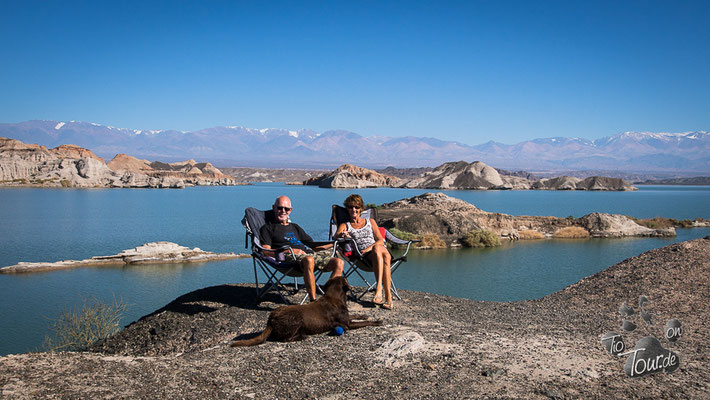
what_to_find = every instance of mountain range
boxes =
[1,120,708,174]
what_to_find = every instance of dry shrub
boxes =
[518,229,545,240]
[388,228,446,249]
[553,226,590,238]
[632,216,693,229]
[43,296,129,352]
[462,230,501,248]
[418,234,447,249]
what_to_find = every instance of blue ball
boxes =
[333,326,344,336]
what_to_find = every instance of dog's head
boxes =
[323,276,350,303]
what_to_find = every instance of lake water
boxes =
[1,184,709,356]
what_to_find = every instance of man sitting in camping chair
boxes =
[260,195,344,302]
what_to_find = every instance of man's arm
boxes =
[295,224,332,251]
[309,242,334,251]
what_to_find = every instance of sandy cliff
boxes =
[0,137,236,188]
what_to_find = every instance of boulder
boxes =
[579,213,675,238]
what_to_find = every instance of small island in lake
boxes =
[0,242,249,274]
[375,192,697,248]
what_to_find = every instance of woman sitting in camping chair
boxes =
[333,194,393,310]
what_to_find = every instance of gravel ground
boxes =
[2,236,709,399]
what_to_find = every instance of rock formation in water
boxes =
[532,175,636,191]
[398,161,637,190]
[0,137,236,188]
[0,241,248,273]
[303,160,636,190]
[107,154,236,187]
[303,163,400,188]
[376,192,674,246]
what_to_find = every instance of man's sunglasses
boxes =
[276,206,292,212]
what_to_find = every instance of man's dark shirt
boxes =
[259,223,314,252]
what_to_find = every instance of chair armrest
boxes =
[252,242,299,259]
[383,229,421,258]
[384,229,421,245]
[334,238,365,258]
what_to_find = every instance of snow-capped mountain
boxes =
[0,120,707,173]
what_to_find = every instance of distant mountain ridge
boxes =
[1,120,707,173]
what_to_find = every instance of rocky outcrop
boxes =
[0,137,236,188]
[0,242,248,273]
[303,164,400,188]
[377,192,674,246]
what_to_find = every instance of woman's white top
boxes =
[346,218,376,251]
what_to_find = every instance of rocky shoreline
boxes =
[1,236,709,398]
[0,242,248,274]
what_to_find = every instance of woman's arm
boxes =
[334,222,350,239]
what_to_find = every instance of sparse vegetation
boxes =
[462,230,501,248]
[388,228,417,242]
[43,296,129,352]
[630,216,694,229]
[418,234,447,249]
[60,179,72,187]
[366,203,380,210]
[553,226,590,238]
[518,229,545,240]
[387,228,446,249]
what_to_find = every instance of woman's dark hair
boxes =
[344,194,364,209]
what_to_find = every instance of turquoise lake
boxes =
[1,184,709,356]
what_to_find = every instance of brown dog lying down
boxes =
[231,276,382,346]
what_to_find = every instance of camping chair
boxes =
[329,205,418,301]
[242,207,330,305]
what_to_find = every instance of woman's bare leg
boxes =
[369,250,383,301]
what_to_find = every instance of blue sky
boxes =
[1,0,708,144]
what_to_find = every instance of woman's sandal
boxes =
[381,301,393,310]
[372,295,384,305]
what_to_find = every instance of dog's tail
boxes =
[230,326,272,347]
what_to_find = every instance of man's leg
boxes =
[301,256,316,301]
[325,257,344,279]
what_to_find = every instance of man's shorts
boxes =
[284,250,334,270]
